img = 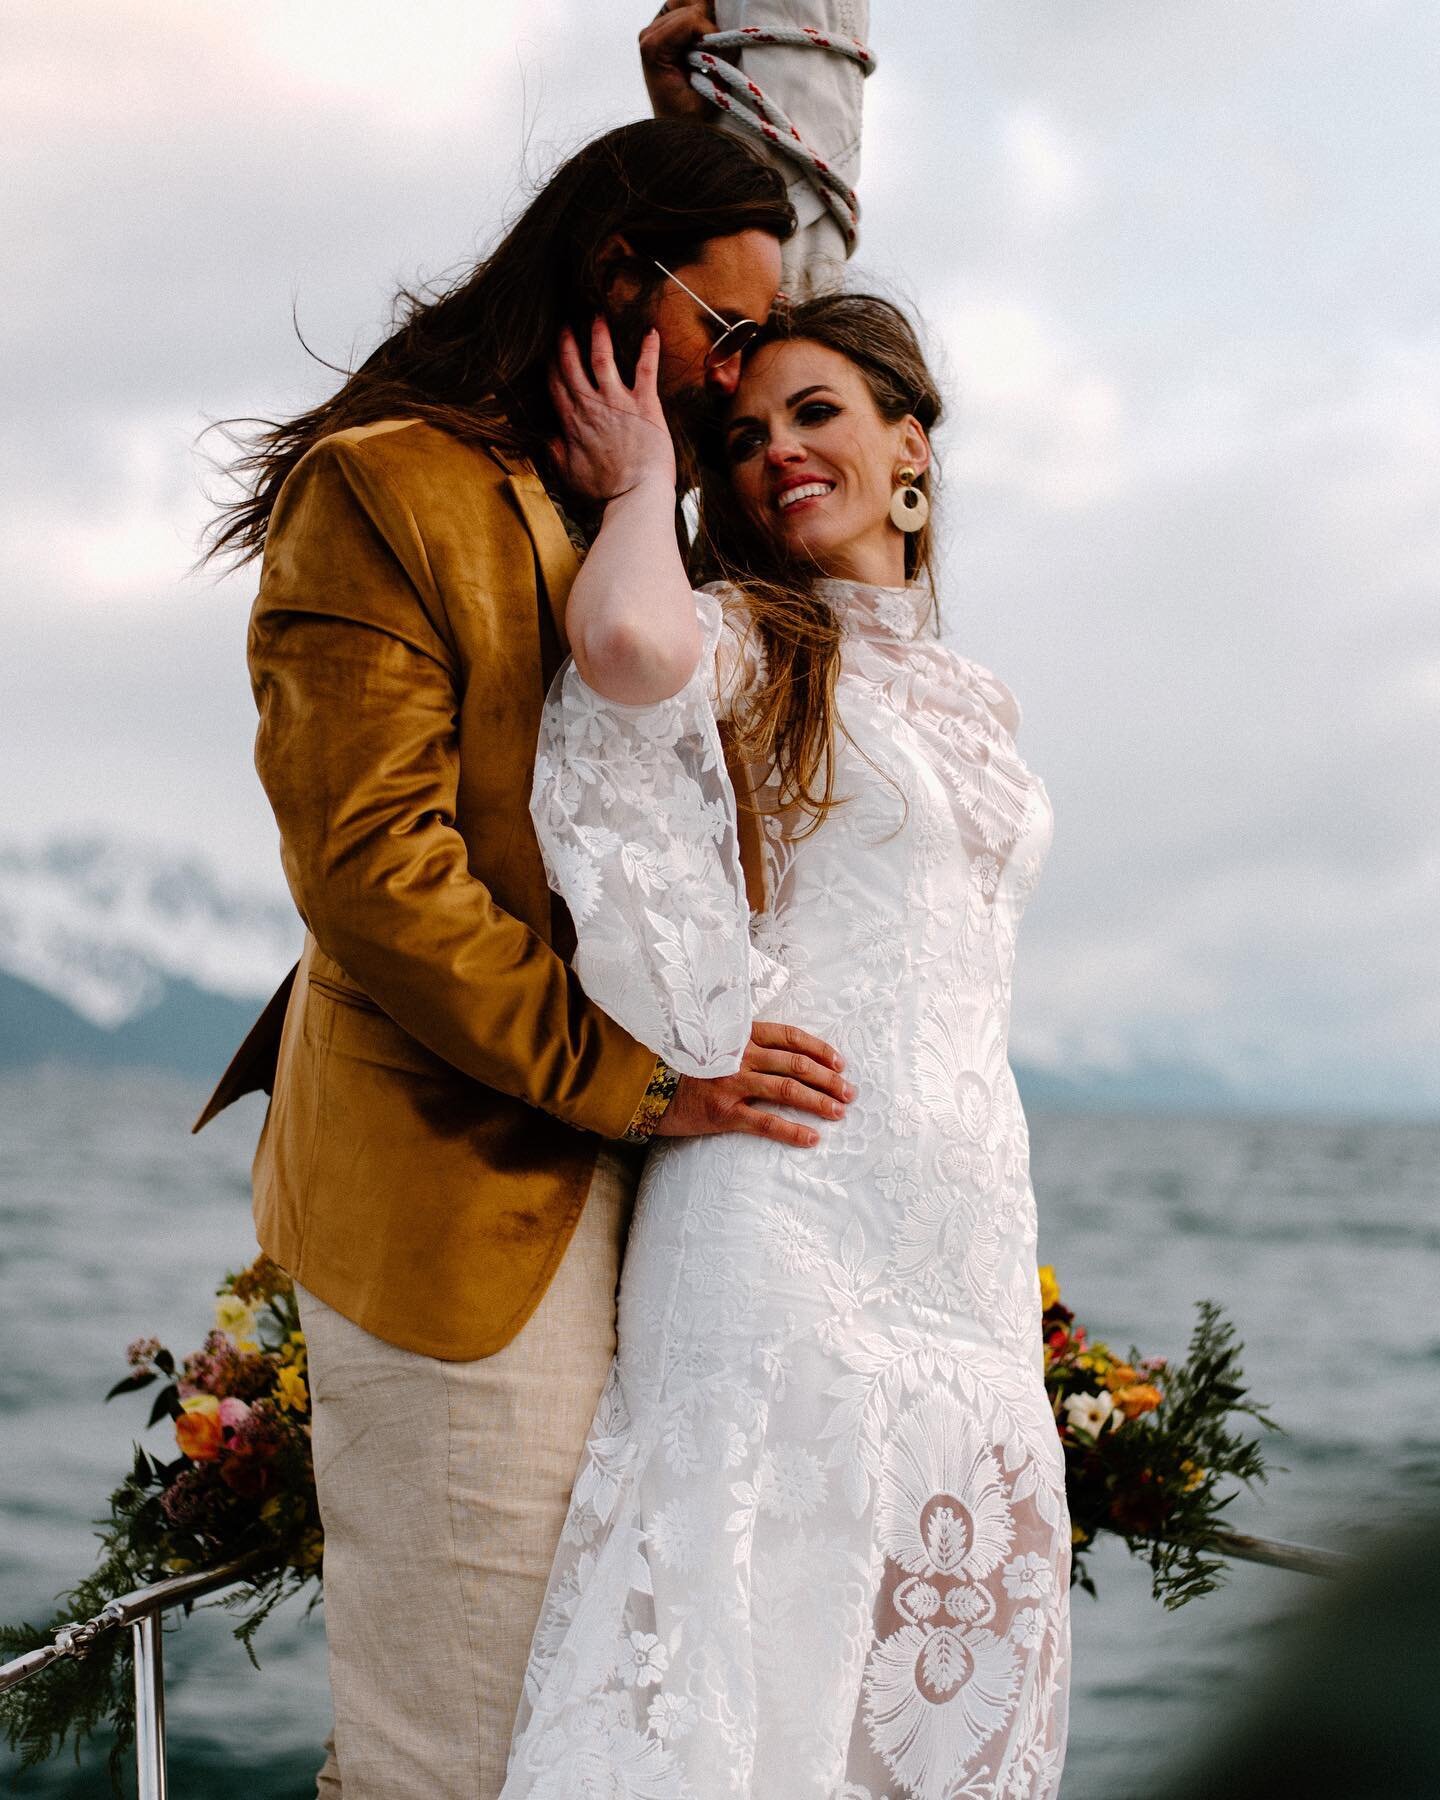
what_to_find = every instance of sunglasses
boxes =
[652,259,762,372]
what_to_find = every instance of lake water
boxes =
[1,1068,1436,1797]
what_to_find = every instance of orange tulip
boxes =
[175,1409,223,1461]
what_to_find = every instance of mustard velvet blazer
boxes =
[196,419,763,1360]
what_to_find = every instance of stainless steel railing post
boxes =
[131,1611,168,1800]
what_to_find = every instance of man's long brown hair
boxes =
[695,293,944,831]
[204,120,794,568]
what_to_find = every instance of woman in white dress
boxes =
[504,293,1070,1799]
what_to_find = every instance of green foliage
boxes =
[0,1560,135,1790]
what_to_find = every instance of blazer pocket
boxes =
[306,971,383,1012]
[306,980,451,1078]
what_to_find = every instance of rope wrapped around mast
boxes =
[687,24,876,252]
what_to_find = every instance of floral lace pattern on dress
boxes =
[512,579,1069,1800]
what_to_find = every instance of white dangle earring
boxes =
[889,465,929,533]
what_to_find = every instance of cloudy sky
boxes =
[4,0,1436,1113]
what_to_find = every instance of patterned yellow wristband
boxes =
[621,1057,682,1144]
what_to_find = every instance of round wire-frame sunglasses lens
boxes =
[703,319,761,370]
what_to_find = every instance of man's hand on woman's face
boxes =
[547,316,677,504]
[654,1021,857,1150]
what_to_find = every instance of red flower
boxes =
[1108,1470,1174,1536]
[220,1454,274,1499]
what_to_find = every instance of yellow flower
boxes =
[1179,1459,1206,1493]
[1038,1265,1060,1311]
[1070,1524,1090,1547]
[215,1294,258,1347]
[292,1528,325,1573]
[275,1366,309,1414]
[180,1392,219,1417]
[1103,1363,1139,1393]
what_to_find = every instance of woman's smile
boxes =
[773,473,837,516]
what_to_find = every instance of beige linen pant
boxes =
[299,1147,639,1800]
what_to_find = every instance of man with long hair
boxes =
[196,116,855,1797]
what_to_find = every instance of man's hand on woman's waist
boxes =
[652,1020,855,1150]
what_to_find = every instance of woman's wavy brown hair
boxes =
[203,120,794,568]
[695,292,943,831]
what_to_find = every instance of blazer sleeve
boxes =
[247,433,659,1139]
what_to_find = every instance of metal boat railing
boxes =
[0,1553,270,1800]
[0,1532,1349,1797]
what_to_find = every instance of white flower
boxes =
[892,1094,925,1136]
[1063,1389,1115,1439]
[756,1443,828,1522]
[973,854,1001,896]
[756,1200,827,1274]
[618,1630,669,1688]
[850,905,903,969]
[646,1691,696,1742]
[646,1500,698,1573]
[1002,1553,1055,1601]
[874,1150,921,1205]
[1009,1606,1047,1649]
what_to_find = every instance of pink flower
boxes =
[218,1398,253,1432]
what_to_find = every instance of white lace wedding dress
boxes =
[505,578,1070,1800]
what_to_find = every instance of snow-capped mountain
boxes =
[0,837,297,1028]
[0,836,1250,1112]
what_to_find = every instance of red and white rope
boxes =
[687,24,876,252]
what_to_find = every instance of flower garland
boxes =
[1,1256,1275,1779]
[1040,1267,1277,1606]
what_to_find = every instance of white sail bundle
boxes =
[701,0,873,296]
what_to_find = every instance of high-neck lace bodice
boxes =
[815,575,936,642]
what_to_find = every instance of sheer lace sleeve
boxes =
[704,579,767,724]
[530,588,782,1079]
